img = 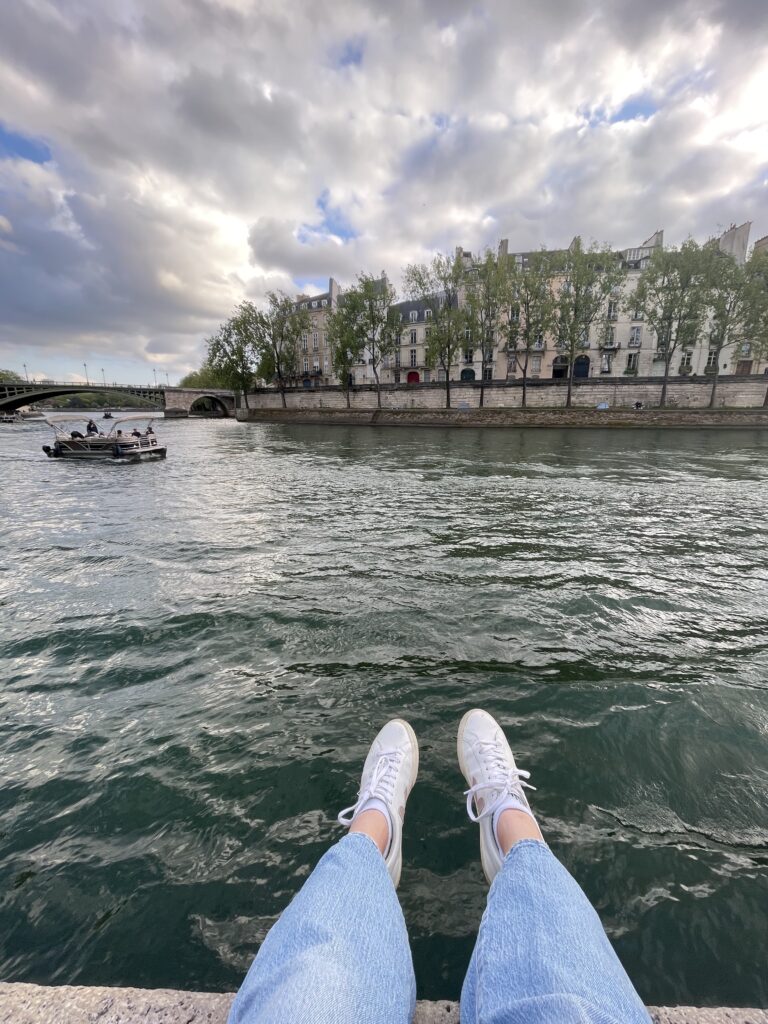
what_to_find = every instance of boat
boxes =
[103,410,113,419]
[41,414,167,462]
[1,413,19,424]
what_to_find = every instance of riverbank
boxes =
[236,406,768,429]
[1,984,765,1023]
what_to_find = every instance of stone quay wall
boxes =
[242,374,768,413]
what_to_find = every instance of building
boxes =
[285,222,764,389]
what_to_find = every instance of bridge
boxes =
[0,381,236,417]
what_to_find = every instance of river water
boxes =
[1,418,767,1007]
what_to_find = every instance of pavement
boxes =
[1,984,767,1023]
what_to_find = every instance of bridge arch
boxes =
[188,394,230,417]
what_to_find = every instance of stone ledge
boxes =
[1,983,766,1023]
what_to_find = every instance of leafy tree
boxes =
[326,294,364,408]
[206,302,260,409]
[404,252,466,408]
[252,291,311,408]
[499,249,557,409]
[0,369,23,381]
[464,249,507,407]
[338,273,398,409]
[632,240,710,407]
[178,359,230,389]
[702,247,768,407]
[553,239,627,408]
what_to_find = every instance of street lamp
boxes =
[165,372,170,386]
[83,362,89,385]
[101,368,106,386]
[23,363,29,382]
[153,368,157,387]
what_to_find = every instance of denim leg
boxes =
[461,840,651,1024]
[228,832,416,1024]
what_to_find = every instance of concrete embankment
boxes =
[1,984,767,1023]
[236,407,768,429]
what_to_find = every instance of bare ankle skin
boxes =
[496,808,544,855]
[349,808,389,855]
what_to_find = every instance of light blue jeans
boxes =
[228,833,651,1024]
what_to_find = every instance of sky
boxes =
[0,0,767,384]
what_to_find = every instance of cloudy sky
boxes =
[1,0,766,384]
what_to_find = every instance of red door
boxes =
[407,371,420,384]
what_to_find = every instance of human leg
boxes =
[228,719,419,1024]
[458,709,650,1024]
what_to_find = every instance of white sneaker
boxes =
[457,708,536,883]
[337,719,419,887]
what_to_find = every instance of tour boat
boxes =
[41,415,167,462]
[1,413,19,424]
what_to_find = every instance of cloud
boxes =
[0,0,766,379]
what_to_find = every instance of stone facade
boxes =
[282,223,763,392]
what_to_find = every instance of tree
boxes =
[404,252,466,408]
[206,302,260,409]
[702,247,768,408]
[499,249,557,409]
[632,240,709,407]
[553,239,627,408]
[178,359,230,389]
[326,293,364,408]
[0,369,23,382]
[252,291,311,408]
[337,273,398,409]
[464,249,507,407]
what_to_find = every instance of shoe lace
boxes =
[464,740,535,823]
[337,750,403,826]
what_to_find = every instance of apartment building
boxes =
[287,222,762,389]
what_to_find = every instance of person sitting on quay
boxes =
[228,709,651,1024]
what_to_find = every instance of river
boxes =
[1,417,767,1006]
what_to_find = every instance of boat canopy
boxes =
[44,413,161,435]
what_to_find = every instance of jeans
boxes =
[228,833,651,1024]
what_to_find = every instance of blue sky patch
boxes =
[610,94,659,123]
[336,35,365,67]
[0,123,51,163]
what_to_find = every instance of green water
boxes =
[1,419,767,1006]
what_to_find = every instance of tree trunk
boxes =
[242,388,250,410]
[479,369,485,408]
[566,354,575,408]
[445,370,451,408]
[521,354,528,409]
[280,382,287,409]
[709,357,720,409]
[345,386,351,409]
[660,359,671,407]
[372,365,382,409]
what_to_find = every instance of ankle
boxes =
[495,808,544,855]
[349,808,391,856]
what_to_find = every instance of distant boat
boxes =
[103,410,113,419]
[42,415,167,463]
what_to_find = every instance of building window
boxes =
[510,306,520,322]
[607,300,618,321]
[534,332,544,350]
[424,369,431,383]
[600,353,612,374]
[632,307,644,321]
[483,367,493,381]
[321,299,327,307]
[579,328,589,348]
[705,350,717,369]
[302,334,308,351]
[741,342,752,356]
[606,326,615,345]
[313,360,319,372]
[425,326,431,339]
[393,370,401,384]
[410,329,417,344]
[410,349,417,367]
[324,358,329,371]
[409,310,418,322]
[395,351,401,368]
[629,326,642,347]
[531,355,542,374]
[681,351,693,369]
[626,352,639,371]
[463,348,474,364]
[425,308,432,319]
[438,368,446,382]
[303,358,309,373]
[312,332,318,350]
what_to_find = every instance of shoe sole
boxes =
[457,708,501,885]
[389,718,419,888]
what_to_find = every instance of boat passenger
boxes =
[227,711,651,1024]
[70,430,85,439]
[131,428,142,438]
[146,426,155,435]
[116,430,123,438]
[86,419,99,434]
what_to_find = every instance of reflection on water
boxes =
[1,419,767,1005]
